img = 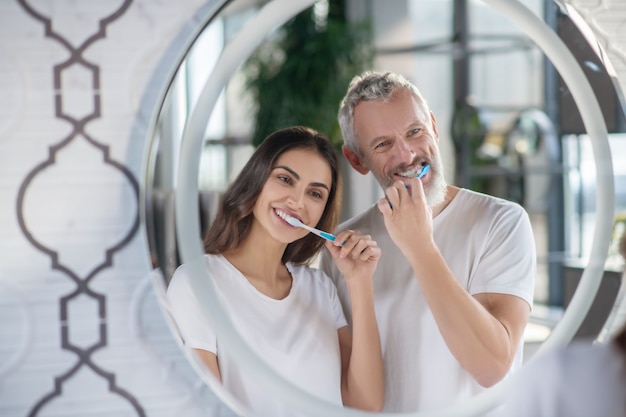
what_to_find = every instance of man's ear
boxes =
[430,111,439,140]
[342,145,370,175]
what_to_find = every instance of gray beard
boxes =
[375,166,447,209]
[424,170,447,208]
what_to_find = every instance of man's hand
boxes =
[376,177,434,256]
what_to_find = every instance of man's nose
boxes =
[394,138,415,164]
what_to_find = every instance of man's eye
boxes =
[374,140,390,149]
[409,128,421,136]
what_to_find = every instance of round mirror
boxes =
[141,0,619,416]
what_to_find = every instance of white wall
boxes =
[0,1,235,416]
[1,1,625,417]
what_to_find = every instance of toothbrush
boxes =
[416,164,430,179]
[277,211,336,242]
[401,165,430,192]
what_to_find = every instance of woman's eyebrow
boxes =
[310,182,330,191]
[274,165,330,191]
[273,165,300,180]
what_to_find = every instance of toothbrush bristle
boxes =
[286,216,300,226]
[278,210,300,227]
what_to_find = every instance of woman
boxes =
[167,126,384,416]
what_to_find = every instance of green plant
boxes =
[243,0,373,149]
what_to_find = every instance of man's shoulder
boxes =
[336,204,380,232]
[456,188,526,217]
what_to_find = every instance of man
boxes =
[319,71,536,413]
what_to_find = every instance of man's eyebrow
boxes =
[367,122,423,147]
[368,135,389,148]
[273,165,330,191]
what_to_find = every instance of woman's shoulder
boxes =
[288,263,338,291]
[170,254,226,285]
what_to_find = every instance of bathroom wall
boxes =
[0,0,624,416]
[0,1,233,416]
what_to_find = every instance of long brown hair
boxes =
[203,126,341,265]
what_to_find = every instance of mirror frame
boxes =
[140,0,616,416]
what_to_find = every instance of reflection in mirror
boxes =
[142,0,625,416]
[146,0,259,280]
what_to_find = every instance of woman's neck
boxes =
[222,223,292,299]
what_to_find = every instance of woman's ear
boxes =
[342,145,370,175]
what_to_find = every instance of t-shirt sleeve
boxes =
[319,248,341,289]
[328,275,349,330]
[469,204,536,308]
[166,264,217,353]
[318,250,352,327]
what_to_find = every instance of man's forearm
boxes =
[407,243,528,387]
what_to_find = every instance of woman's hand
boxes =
[328,230,384,411]
[325,230,380,283]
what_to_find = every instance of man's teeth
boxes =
[399,168,420,177]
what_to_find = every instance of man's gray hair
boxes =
[338,71,428,155]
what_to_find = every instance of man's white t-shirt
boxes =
[167,254,348,417]
[319,188,536,413]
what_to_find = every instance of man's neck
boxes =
[431,185,459,218]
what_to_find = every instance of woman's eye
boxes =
[309,190,323,199]
[277,175,292,184]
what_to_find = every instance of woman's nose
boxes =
[286,189,305,208]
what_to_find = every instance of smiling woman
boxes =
[165,126,384,416]
[140,0,617,416]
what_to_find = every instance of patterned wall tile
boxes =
[0,0,229,416]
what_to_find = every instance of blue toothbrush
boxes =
[388,164,431,207]
[278,211,336,242]
[402,164,430,191]
[416,164,430,179]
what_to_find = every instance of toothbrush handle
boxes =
[318,230,336,242]
[304,224,336,242]
[417,164,430,179]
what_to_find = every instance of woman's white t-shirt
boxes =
[166,254,347,417]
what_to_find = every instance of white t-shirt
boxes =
[499,340,626,417]
[319,188,536,413]
[167,254,348,417]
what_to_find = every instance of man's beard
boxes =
[374,152,448,209]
